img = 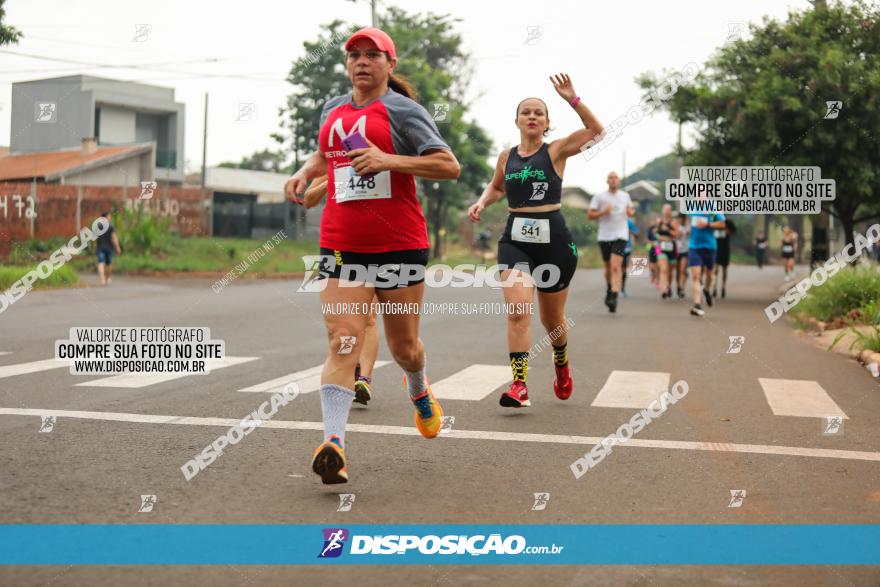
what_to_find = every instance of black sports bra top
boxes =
[503,143,563,208]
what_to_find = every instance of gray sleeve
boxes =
[319,94,349,127]
[384,92,451,156]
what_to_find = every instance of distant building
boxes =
[195,166,320,240]
[561,186,592,210]
[623,180,661,204]
[0,139,154,186]
[9,75,185,183]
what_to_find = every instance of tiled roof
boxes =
[0,144,150,181]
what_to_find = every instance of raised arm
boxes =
[547,73,605,161]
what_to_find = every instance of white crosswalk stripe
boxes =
[75,356,259,388]
[0,353,854,424]
[758,378,848,419]
[591,370,672,409]
[431,364,511,400]
[0,358,68,379]
[0,352,11,356]
[238,361,392,394]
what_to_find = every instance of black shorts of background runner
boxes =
[715,235,731,267]
[597,239,627,263]
[497,210,578,293]
[317,247,429,289]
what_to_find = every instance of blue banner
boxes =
[0,525,877,565]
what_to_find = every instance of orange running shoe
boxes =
[405,376,443,439]
[311,435,348,484]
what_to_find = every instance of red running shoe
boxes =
[500,381,531,408]
[553,363,573,400]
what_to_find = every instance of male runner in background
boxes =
[588,172,634,313]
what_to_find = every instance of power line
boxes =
[0,48,225,70]
[0,69,289,83]
[24,34,181,56]
[0,47,297,83]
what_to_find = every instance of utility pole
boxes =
[293,119,300,171]
[201,92,212,236]
[676,120,683,174]
[293,119,306,237]
[347,0,378,27]
[200,93,208,188]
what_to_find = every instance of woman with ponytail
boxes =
[285,27,460,485]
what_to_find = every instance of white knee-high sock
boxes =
[319,384,355,445]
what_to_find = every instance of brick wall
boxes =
[0,182,209,256]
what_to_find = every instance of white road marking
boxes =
[0,359,68,379]
[591,370,672,409]
[431,364,511,400]
[75,357,259,388]
[758,378,848,419]
[1,407,878,463]
[238,361,391,394]
[0,352,11,356]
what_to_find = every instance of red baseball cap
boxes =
[345,27,397,61]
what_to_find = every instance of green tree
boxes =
[637,0,880,247]
[218,148,289,173]
[275,9,493,258]
[1,0,22,46]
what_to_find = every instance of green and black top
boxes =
[503,143,562,208]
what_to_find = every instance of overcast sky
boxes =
[1,0,807,193]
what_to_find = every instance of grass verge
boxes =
[791,264,880,328]
[0,265,79,291]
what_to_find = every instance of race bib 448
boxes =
[334,165,391,203]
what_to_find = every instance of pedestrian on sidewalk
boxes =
[96,211,122,286]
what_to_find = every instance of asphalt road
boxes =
[1,263,878,586]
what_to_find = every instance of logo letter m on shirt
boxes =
[328,115,368,148]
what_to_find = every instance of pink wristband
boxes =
[570,96,581,107]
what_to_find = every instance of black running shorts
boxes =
[316,247,430,289]
[599,239,628,262]
[497,210,578,293]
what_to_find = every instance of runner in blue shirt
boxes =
[621,218,639,298]
[686,212,726,316]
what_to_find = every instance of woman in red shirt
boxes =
[285,27,460,484]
